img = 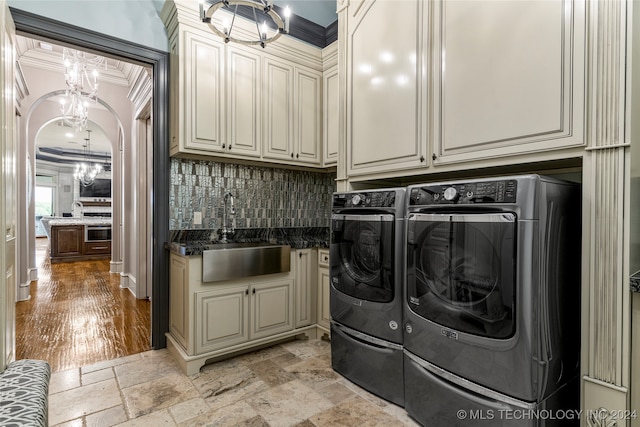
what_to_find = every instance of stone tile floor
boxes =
[49,338,420,426]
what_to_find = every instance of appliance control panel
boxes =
[409,180,517,205]
[333,191,397,208]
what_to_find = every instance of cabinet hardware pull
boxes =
[296,153,299,159]
[299,252,302,258]
[432,153,437,161]
[252,288,256,294]
[245,289,249,295]
[420,155,425,162]
[222,143,226,149]
[229,144,232,150]
[291,153,294,158]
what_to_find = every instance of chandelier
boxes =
[199,0,291,48]
[59,48,106,131]
[74,130,103,187]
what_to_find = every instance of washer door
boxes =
[407,212,516,339]
[331,214,394,303]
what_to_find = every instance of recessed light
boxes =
[65,132,74,138]
[39,42,53,51]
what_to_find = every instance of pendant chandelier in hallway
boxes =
[199,0,291,48]
[74,129,103,187]
[59,48,105,131]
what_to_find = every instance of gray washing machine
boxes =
[403,175,581,426]
[330,188,406,406]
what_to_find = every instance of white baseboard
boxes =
[17,280,31,302]
[28,268,38,281]
[110,261,123,274]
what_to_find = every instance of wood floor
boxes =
[15,238,151,372]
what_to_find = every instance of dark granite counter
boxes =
[166,227,330,256]
[631,271,640,292]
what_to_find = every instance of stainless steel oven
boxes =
[85,225,111,242]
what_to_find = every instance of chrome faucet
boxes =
[220,191,236,242]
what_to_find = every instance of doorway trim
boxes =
[10,7,170,349]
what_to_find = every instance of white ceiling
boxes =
[16,34,145,163]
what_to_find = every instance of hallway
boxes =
[15,238,151,372]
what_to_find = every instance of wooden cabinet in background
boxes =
[50,225,83,259]
[49,224,111,263]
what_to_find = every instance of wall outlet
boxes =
[193,211,202,225]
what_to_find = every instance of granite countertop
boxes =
[166,227,330,256]
[630,271,640,292]
[48,218,112,226]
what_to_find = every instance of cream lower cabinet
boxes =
[195,279,293,354]
[317,249,330,331]
[294,249,317,329]
[167,251,318,375]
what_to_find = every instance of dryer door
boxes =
[331,213,395,303]
[407,212,516,339]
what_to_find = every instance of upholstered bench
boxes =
[0,359,51,427]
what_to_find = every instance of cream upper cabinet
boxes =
[340,0,586,181]
[323,64,338,166]
[226,45,262,158]
[162,0,327,168]
[263,57,294,162]
[432,0,585,164]
[294,67,322,165]
[346,0,428,176]
[170,28,226,155]
[263,58,322,166]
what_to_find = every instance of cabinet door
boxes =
[433,0,585,163]
[169,35,180,155]
[294,249,316,328]
[347,0,428,175]
[196,286,249,354]
[317,266,331,330]
[184,30,225,152]
[263,57,294,161]
[227,45,261,158]
[51,225,83,257]
[251,279,293,340]
[169,254,189,351]
[294,67,322,165]
[323,65,339,166]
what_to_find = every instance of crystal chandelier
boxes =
[59,48,106,131]
[199,0,291,48]
[74,130,103,187]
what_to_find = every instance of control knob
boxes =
[443,186,458,201]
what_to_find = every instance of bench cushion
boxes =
[0,359,51,427]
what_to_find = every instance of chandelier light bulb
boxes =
[261,21,268,40]
[284,6,291,33]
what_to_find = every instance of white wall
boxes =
[7,0,168,52]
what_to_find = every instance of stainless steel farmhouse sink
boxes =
[202,243,291,282]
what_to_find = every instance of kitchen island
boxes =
[45,218,112,263]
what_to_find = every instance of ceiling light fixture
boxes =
[74,129,103,187]
[199,0,291,48]
[59,48,106,131]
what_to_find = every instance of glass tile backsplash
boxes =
[169,159,336,230]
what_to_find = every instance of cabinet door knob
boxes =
[432,153,437,161]
[296,153,299,159]
[420,155,425,163]
[245,289,249,295]
[229,144,232,150]
[252,288,256,294]
[291,153,294,158]
[222,143,226,149]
